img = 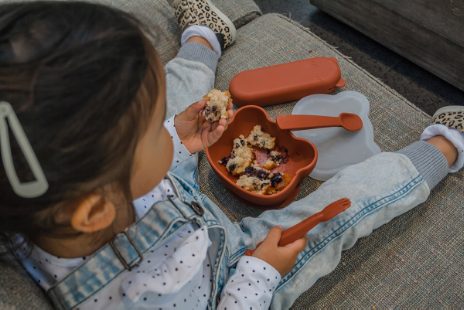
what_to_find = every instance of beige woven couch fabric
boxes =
[199,14,464,309]
[0,0,462,308]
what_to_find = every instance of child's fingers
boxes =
[201,115,217,131]
[201,116,229,142]
[185,100,207,120]
[218,118,229,129]
[196,99,208,109]
[227,110,233,123]
[284,237,307,254]
[201,129,210,149]
[263,226,283,246]
[190,100,206,112]
[208,118,227,134]
[206,117,226,132]
[209,125,225,144]
[226,102,234,123]
[202,121,211,130]
[211,121,220,131]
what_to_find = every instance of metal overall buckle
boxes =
[109,231,143,271]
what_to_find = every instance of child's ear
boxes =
[70,194,116,233]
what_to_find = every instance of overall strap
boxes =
[47,195,205,310]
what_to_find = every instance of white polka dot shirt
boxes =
[16,117,281,309]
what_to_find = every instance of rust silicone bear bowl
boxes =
[206,105,318,208]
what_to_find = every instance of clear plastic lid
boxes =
[292,91,381,181]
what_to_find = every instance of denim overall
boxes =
[46,170,246,309]
[47,151,430,310]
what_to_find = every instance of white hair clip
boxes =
[0,101,48,198]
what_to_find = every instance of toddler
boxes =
[1,1,463,309]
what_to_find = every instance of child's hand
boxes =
[252,226,307,276]
[175,99,233,153]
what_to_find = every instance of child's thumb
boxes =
[193,99,207,111]
[185,100,207,117]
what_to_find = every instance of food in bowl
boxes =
[206,105,318,207]
[222,135,254,175]
[219,125,292,195]
[203,89,231,122]
[246,124,275,149]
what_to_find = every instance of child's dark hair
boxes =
[0,2,163,241]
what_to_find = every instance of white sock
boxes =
[181,25,222,57]
[421,124,464,172]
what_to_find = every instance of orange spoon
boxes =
[276,113,363,132]
[245,198,351,256]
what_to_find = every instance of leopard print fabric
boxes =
[174,0,235,49]
[433,111,464,132]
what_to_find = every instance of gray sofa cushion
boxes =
[310,0,464,92]
[0,254,54,310]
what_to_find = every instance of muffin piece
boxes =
[265,172,292,195]
[236,175,271,194]
[225,135,254,175]
[218,125,292,195]
[203,89,231,122]
[244,165,271,180]
[262,149,289,170]
[237,168,289,195]
[246,125,275,150]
